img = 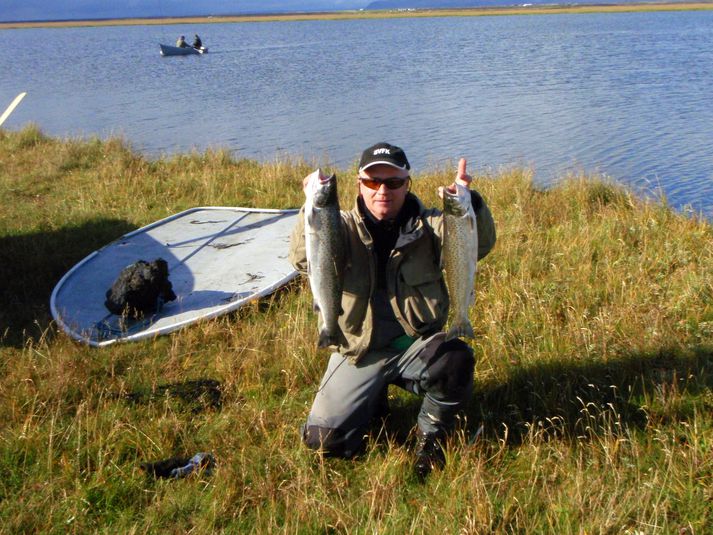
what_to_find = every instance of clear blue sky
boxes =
[1,1,368,22]
[1,0,649,22]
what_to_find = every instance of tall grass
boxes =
[0,126,711,533]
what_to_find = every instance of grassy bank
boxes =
[0,126,711,533]
[2,2,713,29]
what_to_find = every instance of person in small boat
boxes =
[192,34,203,49]
[176,35,187,48]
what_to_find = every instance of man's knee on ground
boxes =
[302,424,360,458]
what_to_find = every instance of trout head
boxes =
[310,173,339,209]
[442,183,472,217]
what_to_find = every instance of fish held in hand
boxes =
[304,169,347,348]
[442,183,478,341]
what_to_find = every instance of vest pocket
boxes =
[340,290,367,332]
[398,262,448,330]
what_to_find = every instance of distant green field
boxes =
[0,126,711,533]
[2,2,713,29]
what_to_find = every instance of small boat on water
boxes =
[159,44,208,56]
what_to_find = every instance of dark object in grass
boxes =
[141,452,215,479]
[104,258,176,318]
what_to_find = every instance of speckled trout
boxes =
[304,169,346,348]
[442,183,478,340]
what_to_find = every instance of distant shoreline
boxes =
[2,2,712,29]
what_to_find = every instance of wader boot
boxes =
[413,430,446,480]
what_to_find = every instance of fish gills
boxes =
[304,169,346,348]
[442,183,478,340]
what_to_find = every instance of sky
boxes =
[0,1,370,22]
[0,0,652,22]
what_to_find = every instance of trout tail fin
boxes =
[317,326,348,349]
[446,321,475,341]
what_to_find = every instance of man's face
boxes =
[358,164,410,221]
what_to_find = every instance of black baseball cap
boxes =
[358,142,410,173]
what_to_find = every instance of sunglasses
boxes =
[358,176,410,190]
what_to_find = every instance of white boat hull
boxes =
[50,206,298,346]
[159,44,208,56]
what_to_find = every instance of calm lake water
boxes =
[3,11,713,217]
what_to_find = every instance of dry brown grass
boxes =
[0,127,711,533]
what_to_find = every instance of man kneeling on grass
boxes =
[289,142,496,479]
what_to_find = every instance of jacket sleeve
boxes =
[470,189,496,260]
[288,205,308,274]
